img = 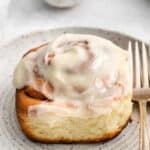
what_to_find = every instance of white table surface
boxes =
[0,0,150,45]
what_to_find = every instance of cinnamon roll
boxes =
[14,34,132,143]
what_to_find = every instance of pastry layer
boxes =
[16,89,132,143]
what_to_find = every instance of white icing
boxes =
[13,34,131,117]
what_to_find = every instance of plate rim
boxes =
[0,26,148,48]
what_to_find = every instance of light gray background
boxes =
[0,0,150,45]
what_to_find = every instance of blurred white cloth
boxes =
[1,0,150,45]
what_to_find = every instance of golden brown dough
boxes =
[15,36,132,143]
[16,89,132,143]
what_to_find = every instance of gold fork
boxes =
[129,41,150,150]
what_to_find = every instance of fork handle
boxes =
[139,101,149,150]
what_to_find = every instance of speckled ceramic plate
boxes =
[0,27,149,150]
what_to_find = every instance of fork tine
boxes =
[141,42,149,88]
[135,41,141,88]
[131,41,150,150]
[128,41,133,87]
[142,43,150,144]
